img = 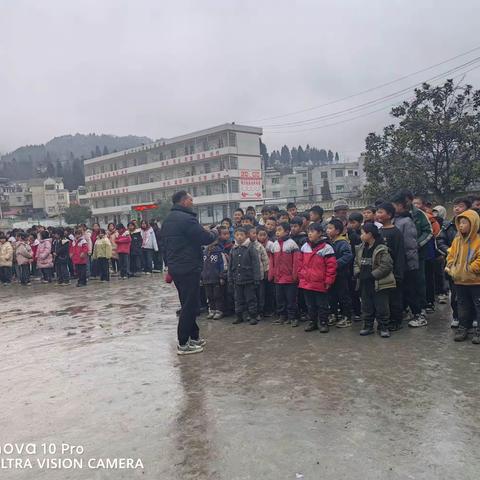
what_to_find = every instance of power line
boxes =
[244,44,480,124]
[264,63,480,134]
[262,56,480,129]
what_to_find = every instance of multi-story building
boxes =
[311,157,366,200]
[263,166,313,202]
[5,177,70,217]
[84,123,263,225]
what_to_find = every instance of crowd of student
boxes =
[195,191,480,343]
[1,189,480,344]
[0,219,163,287]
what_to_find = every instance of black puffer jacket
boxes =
[161,205,217,275]
[437,220,457,255]
[130,230,143,256]
[228,238,261,285]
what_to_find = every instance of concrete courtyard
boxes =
[0,275,479,480]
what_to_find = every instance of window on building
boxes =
[335,170,344,177]
[58,194,64,200]
[94,201,99,209]
[320,171,328,179]
[204,163,211,173]
[288,177,296,186]
[170,149,176,159]
[184,145,189,155]
[218,137,224,148]
[354,171,358,176]
[206,185,212,196]
[272,177,280,184]
[133,158,138,166]
[289,190,297,197]
[229,179,239,193]
[220,159,225,171]
[101,166,105,173]
[207,205,214,217]
[228,132,237,147]
[202,139,209,151]
[303,181,308,189]
[45,184,54,190]
[336,185,345,191]
[230,156,238,170]
[101,182,106,190]
[159,152,164,161]
[348,170,354,176]
[272,191,281,199]
[191,166,196,176]
[122,159,128,168]
[190,144,194,154]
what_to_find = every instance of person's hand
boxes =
[219,278,225,286]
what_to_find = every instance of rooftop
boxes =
[84,123,263,165]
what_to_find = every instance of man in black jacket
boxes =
[161,191,217,355]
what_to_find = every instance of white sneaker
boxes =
[213,311,224,320]
[438,294,448,304]
[177,343,204,355]
[408,314,428,328]
[451,318,460,328]
[207,310,215,319]
[189,338,207,347]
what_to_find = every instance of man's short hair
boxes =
[286,202,296,210]
[291,216,304,226]
[277,222,291,232]
[172,190,189,204]
[454,197,472,208]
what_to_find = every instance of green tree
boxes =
[327,150,334,163]
[259,139,269,167]
[280,145,291,165]
[364,80,480,202]
[64,204,92,225]
[335,152,340,162]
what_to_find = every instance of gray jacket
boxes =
[393,214,419,271]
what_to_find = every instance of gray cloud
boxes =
[1,0,480,160]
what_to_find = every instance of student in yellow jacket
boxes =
[446,209,480,343]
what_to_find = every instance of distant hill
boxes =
[0,133,152,190]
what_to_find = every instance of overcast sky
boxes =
[1,0,480,160]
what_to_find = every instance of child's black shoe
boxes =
[319,324,329,333]
[304,321,318,332]
[232,314,243,325]
[454,327,468,342]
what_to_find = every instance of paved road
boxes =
[0,276,479,479]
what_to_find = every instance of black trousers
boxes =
[456,284,480,329]
[425,258,436,306]
[264,279,276,315]
[142,249,154,273]
[224,280,235,315]
[329,270,352,318]
[205,283,225,312]
[19,264,30,284]
[361,281,391,330]
[130,254,142,275]
[153,249,163,271]
[304,289,329,325]
[349,276,361,316]
[234,282,257,316]
[256,279,266,314]
[403,269,421,315]
[98,258,110,281]
[389,283,404,327]
[173,270,201,345]
[297,287,308,315]
[76,264,87,285]
[118,253,130,278]
[0,266,12,283]
[448,277,458,320]
[275,283,297,319]
[434,256,447,294]
[91,258,99,278]
[56,263,70,284]
[40,267,52,282]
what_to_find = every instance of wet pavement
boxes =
[0,275,479,480]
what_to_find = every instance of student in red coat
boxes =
[269,222,300,326]
[298,222,337,333]
[70,229,89,287]
[115,223,132,279]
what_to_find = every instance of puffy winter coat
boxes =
[228,238,261,285]
[15,241,33,266]
[331,234,353,273]
[141,227,158,251]
[129,230,143,256]
[437,220,457,255]
[161,204,217,275]
[0,241,13,267]
[93,238,112,259]
[70,237,89,265]
[393,213,419,271]
[269,237,300,284]
[201,243,228,284]
[108,230,118,259]
[251,240,269,278]
[298,241,337,292]
[36,239,53,268]
[446,209,480,286]
[116,230,132,254]
[354,243,396,291]
[54,239,70,265]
